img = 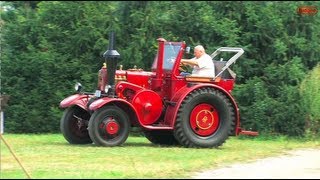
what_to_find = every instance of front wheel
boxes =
[174,87,234,148]
[88,105,130,147]
[60,106,92,144]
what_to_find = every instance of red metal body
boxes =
[59,37,258,148]
[86,39,245,135]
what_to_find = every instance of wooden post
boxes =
[1,111,3,134]
[0,95,10,134]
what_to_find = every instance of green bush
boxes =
[300,64,320,138]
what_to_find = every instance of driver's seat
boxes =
[213,60,236,79]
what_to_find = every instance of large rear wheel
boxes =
[88,105,130,147]
[174,87,234,148]
[60,106,92,144]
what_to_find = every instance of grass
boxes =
[0,133,319,179]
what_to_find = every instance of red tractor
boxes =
[60,32,258,148]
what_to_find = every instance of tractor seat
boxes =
[213,60,236,79]
[185,75,214,82]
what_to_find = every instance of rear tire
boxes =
[60,106,92,144]
[174,87,234,148]
[88,105,130,147]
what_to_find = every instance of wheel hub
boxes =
[190,103,219,136]
[104,119,119,135]
[73,115,86,130]
[196,110,214,130]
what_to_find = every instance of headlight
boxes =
[74,82,82,92]
[104,85,111,93]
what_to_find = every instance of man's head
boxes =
[194,45,206,59]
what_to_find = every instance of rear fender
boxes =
[60,94,91,110]
[164,83,240,134]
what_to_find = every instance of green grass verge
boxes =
[1,134,319,179]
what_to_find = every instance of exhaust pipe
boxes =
[103,32,120,97]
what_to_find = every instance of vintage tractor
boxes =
[59,32,258,148]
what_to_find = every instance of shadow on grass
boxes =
[53,141,184,149]
[125,141,184,148]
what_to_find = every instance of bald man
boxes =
[180,45,215,77]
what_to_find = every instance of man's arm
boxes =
[181,59,198,67]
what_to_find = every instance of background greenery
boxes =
[1,1,319,137]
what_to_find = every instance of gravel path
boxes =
[191,148,320,179]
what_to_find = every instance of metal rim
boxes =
[189,103,220,136]
[98,116,122,140]
[105,120,119,135]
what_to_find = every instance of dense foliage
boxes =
[1,1,319,136]
[300,65,320,138]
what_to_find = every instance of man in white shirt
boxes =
[180,45,215,77]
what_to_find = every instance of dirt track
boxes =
[191,148,320,179]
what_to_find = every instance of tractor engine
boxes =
[96,32,162,126]
[97,63,162,125]
[97,32,154,98]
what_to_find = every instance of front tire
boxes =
[174,87,234,148]
[60,106,92,144]
[88,105,130,147]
